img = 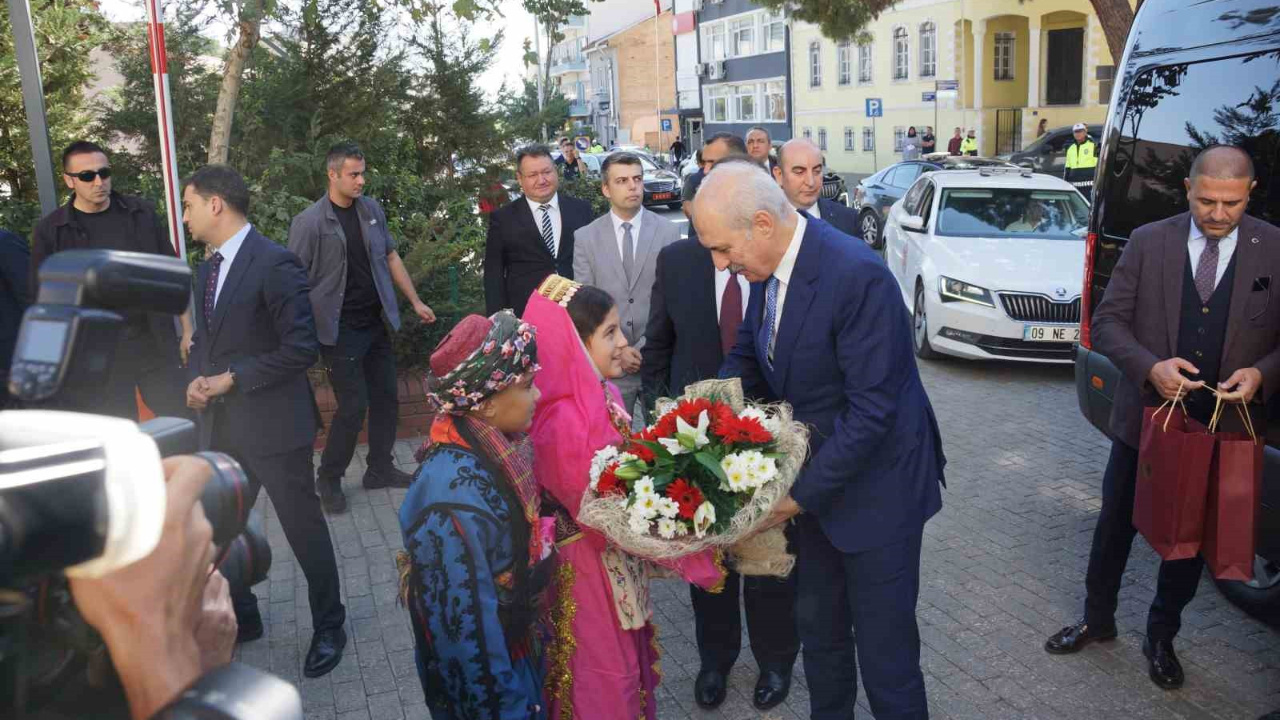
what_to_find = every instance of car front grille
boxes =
[974,335,1077,361]
[821,180,842,199]
[646,181,676,193]
[998,292,1081,323]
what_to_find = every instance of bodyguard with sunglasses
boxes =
[29,140,194,420]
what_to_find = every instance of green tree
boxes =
[498,78,571,144]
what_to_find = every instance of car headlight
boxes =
[938,276,996,308]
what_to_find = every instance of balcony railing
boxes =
[567,101,590,117]
[550,56,587,75]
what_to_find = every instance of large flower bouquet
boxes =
[577,378,810,577]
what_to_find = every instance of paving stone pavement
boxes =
[234,360,1280,719]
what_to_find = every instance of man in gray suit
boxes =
[574,152,681,417]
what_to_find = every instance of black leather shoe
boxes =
[753,669,791,710]
[1044,619,1117,654]
[304,627,347,678]
[694,669,727,709]
[319,487,348,514]
[363,465,414,489]
[1143,637,1184,689]
[235,610,264,644]
[1256,710,1280,720]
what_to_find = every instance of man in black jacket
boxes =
[0,228,29,409]
[772,139,862,239]
[483,144,593,317]
[183,164,347,678]
[30,141,192,419]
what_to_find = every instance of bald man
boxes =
[772,139,861,238]
[701,161,946,720]
[1046,145,1280,691]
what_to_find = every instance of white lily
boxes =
[693,501,716,538]
[658,410,712,456]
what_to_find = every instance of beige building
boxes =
[792,0,1122,174]
[587,11,680,150]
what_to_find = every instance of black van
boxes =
[1075,0,1280,622]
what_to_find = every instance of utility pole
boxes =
[9,0,58,214]
[534,16,546,141]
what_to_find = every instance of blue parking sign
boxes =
[865,98,883,117]
[661,118,672,131]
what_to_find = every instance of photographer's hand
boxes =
[69,456,217,720]
[187,377,211,410]
[195,569,237,671]
[203,372,235,398]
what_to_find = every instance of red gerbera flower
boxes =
[674,398,713,426]
[596,466,625,497]
[666,478,705,519]
[626,429,658,463]
[653,411,679,439]
[712,415,773,445]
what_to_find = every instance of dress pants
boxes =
[213,414,346,632]
[1084,441,1203,642]
[77,330,190,421]
[690,527,799,676]
[318,320,398,492]
[794,515,928,720]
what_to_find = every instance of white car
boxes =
[882,168,1090,363]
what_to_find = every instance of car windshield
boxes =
[937,188,1089,240]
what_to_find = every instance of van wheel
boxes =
[913,283,941,360]
[1214,554,1280,626]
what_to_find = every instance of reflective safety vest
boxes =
[1065,140,1098,171]
[959,137,978,155]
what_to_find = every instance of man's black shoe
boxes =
[1256,710,1280,720]
[753,669,791,710]
[694,669,727,709]
[304,627,347,678]
[1143,637,1184,689]
[235,610,264,644]
[319,487,348,514]
[1044,620,1117,654]
[363,465,414,490]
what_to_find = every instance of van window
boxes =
[1101,51,1280,241]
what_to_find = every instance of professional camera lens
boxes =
[194,452,255,548]
[217,508,271,594]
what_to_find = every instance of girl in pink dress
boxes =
[524,276,724,720]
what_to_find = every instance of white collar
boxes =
[213,222,251,264]
[773,212,806,286]
[611,209,642,235]
[527,193,560,215]
[1189,217,1240,246]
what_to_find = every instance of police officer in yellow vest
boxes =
[959,129,979,156]
[1064,122,1098,201]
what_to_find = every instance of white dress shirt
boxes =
[610,209,642,261]
[213,222,252,306]
[768,213,808,359]
[527,194,562,257]
[714,268,751,322]
[1188,218,1239,291]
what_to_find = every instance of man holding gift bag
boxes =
[1045,145,1280,690]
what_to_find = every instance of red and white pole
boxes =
[143,0,187,260]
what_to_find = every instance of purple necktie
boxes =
[204,252,224,330]
[1194,237,1221,303]
[720,271,742,356]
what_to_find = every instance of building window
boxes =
[818,128,828,151]
[803,127,812,140]
[858,41,873,83]
[863,127,875,151]
[893,27,909,80]
[809,41,822,88]
[731,16,755,57]
[765,80,786,121]
[893,126,905,152]
[762,10,786,53]
[734,84,757,122]
[844,127,855,151]
[994,32,1015,80]
[704,23,726,61]
[919,22,936,77]
[707,86,729,123]
[838,40,852,86]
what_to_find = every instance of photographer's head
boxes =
[182,165,251,248]
[62,141,113,214]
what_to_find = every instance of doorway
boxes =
[1046,28,1084,105]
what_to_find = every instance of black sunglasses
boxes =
[66,168,112,182]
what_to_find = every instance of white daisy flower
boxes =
[632,476,656,498]
[629,511,653,536]
[656,517,679,539]
[633,493,660,520]
[656,496,681,519]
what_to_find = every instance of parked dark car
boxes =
[853,155,1013,249]
[821,171,848,205]
[1075,0,1280,623]
[582,152,684,210]
[1002,125,1103,175]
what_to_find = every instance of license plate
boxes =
[650,192,674,200]
[1023,325,1080,343]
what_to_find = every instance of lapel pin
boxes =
[1251,237,1259,244]
[370,219,378,226]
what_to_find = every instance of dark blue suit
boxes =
[721,218,945,719]
[0,229,30,409]
[816,198,861,239]
[192,227,345,632]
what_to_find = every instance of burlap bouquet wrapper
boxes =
[577,378,810,577]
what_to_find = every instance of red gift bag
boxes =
[1134,400,1214,560]
[1204,401,1264,581]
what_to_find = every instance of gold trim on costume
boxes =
[707,549,729,595]
[537,275,583,307]
[649,622,663,684]
[547,562,578,720]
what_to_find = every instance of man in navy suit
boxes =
[183,165,347,678]
[772,139,861,239]
[483,144,594,317]
[699,160,946,720]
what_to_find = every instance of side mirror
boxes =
[901,215,926,232]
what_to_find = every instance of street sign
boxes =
[922,91,936,102]
[936,80,959,92]
[575,136,590,151]
[865,98,883,118]
[661,118,673,132]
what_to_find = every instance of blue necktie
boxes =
[762,276,779,369]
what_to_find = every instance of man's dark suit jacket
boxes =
[0,229,30,378]
[720,218,945,554]
[815,198,862,239]
[641,238,759,406]
[191,228,319,455]
[483,194,593,317]
[1093,211,1280,448]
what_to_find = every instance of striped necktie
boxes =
[204,252,224,331]
[762,276,780,369]
[539,204,555,257]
